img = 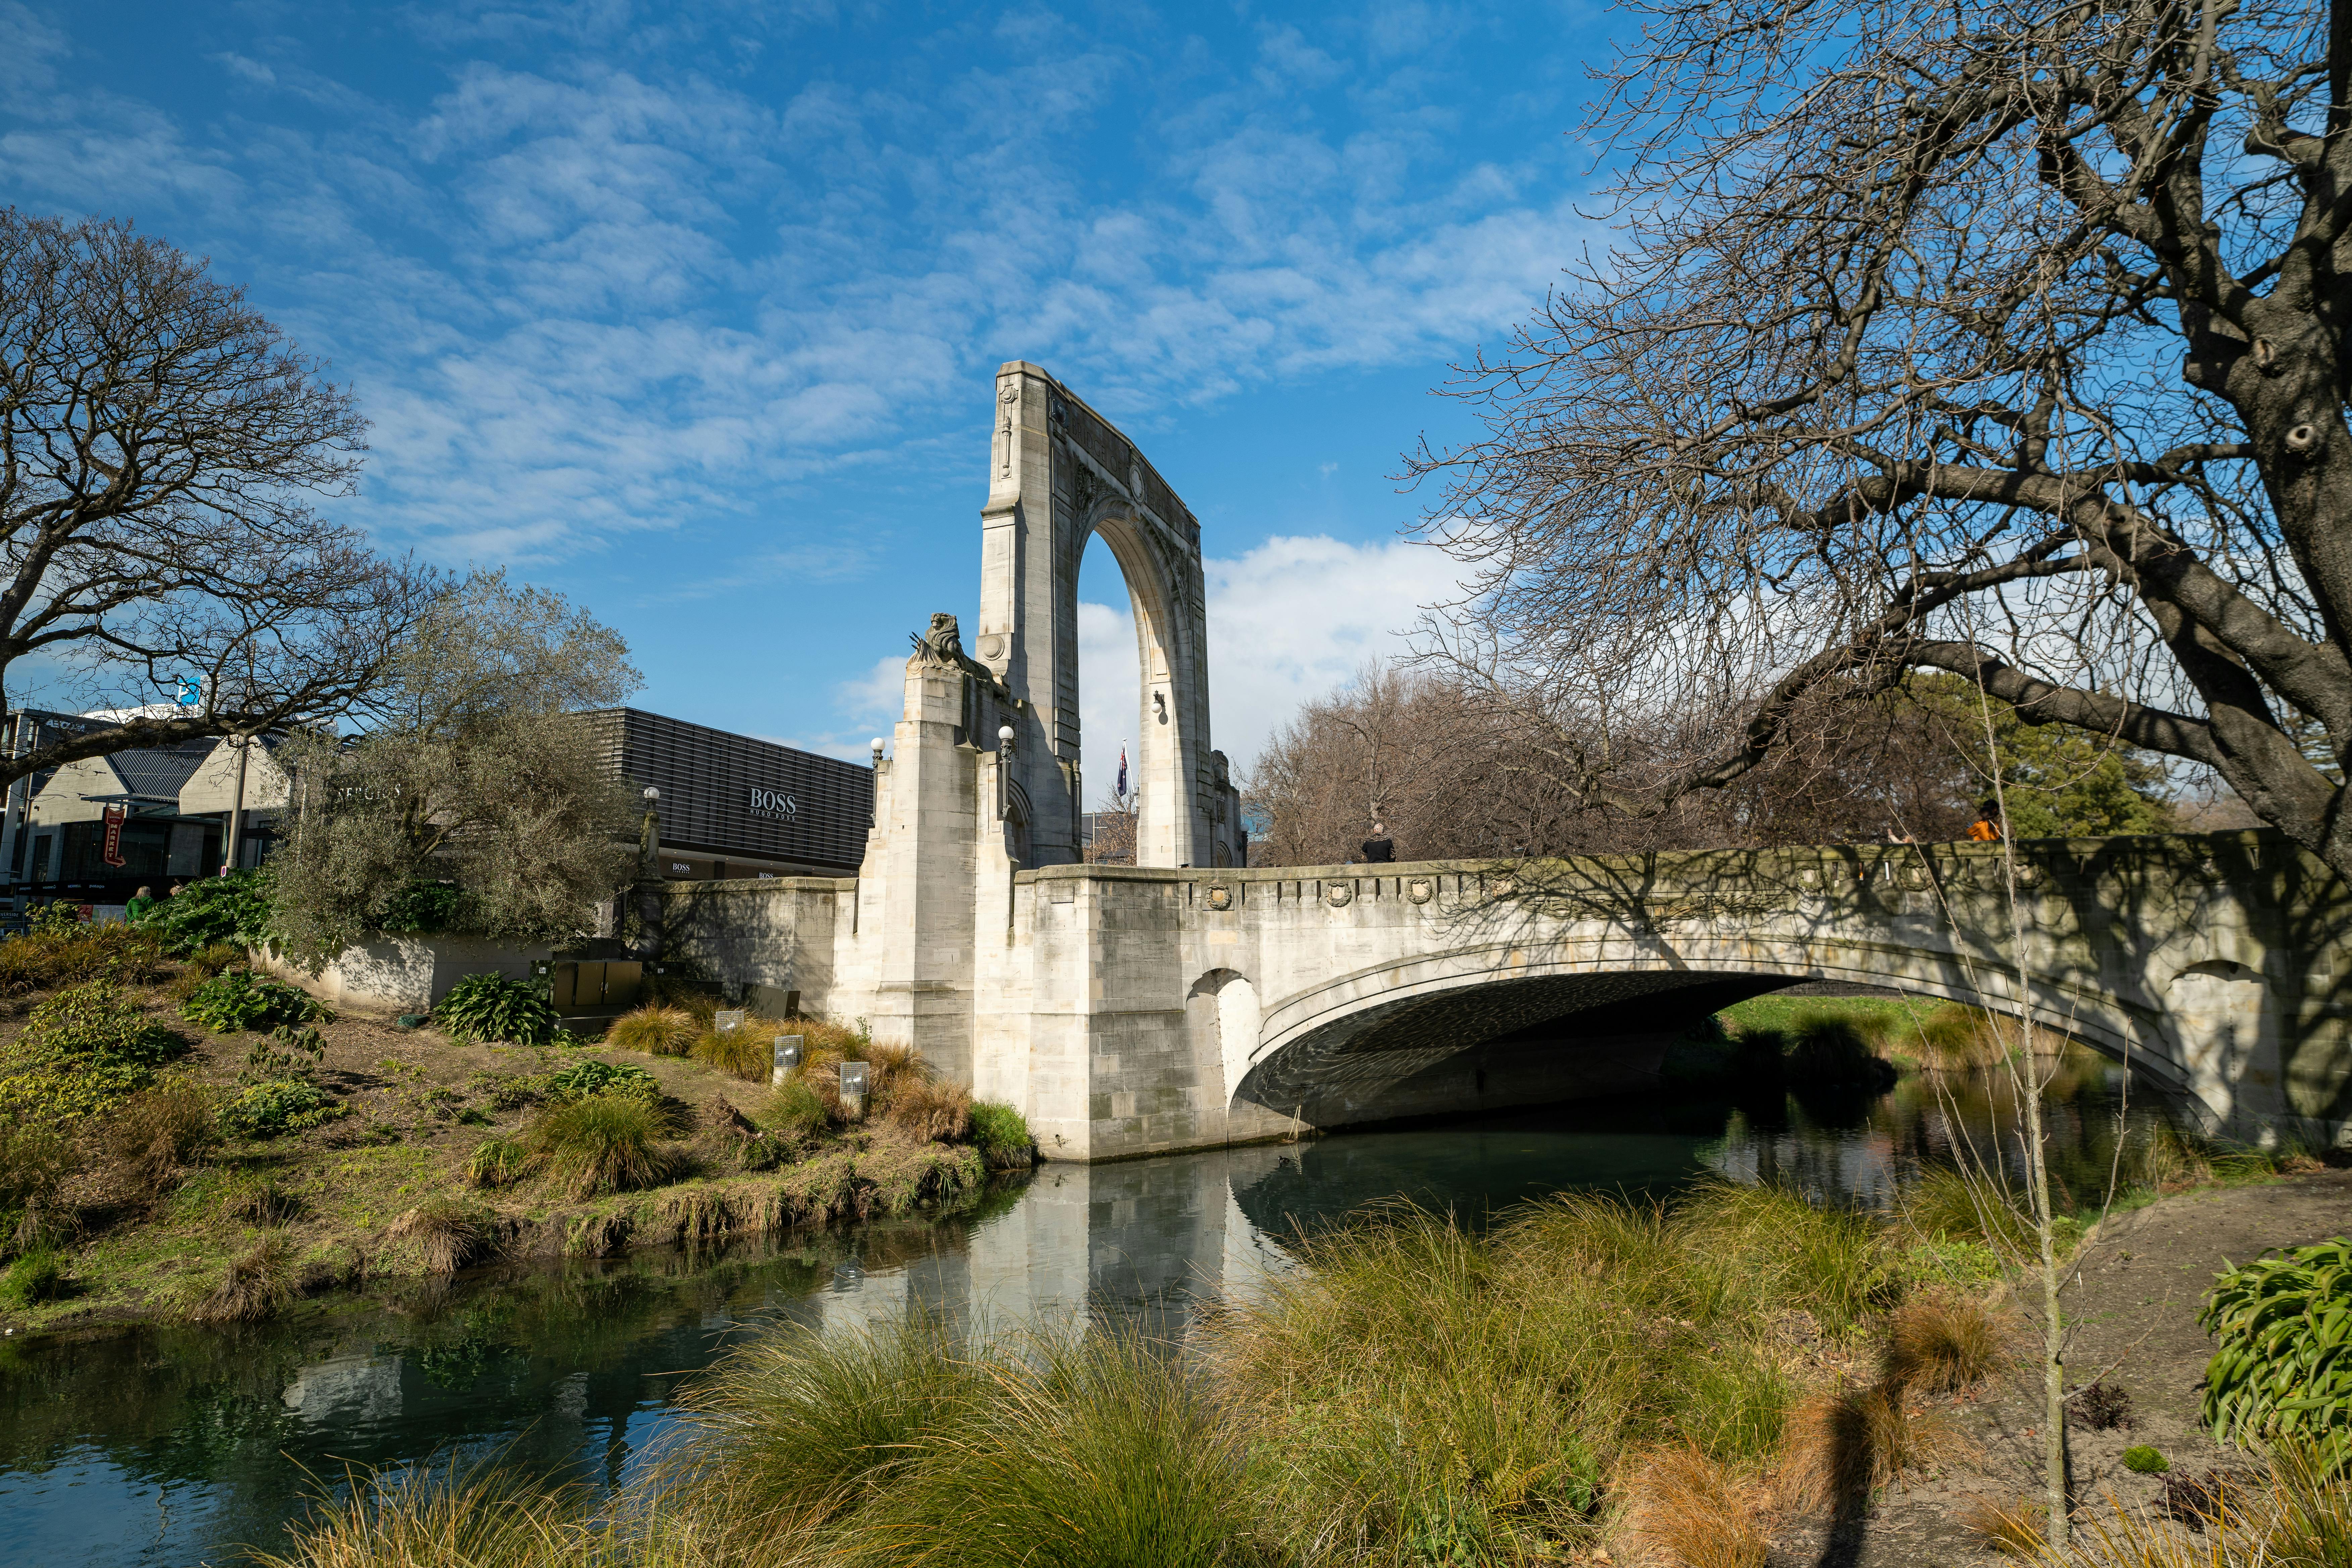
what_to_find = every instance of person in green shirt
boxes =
[124,885,157,923]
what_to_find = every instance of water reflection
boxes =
[0,1065,2161,1568]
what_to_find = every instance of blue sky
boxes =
[0,0,1609,801]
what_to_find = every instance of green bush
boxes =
[968,1100,1034,1168]
[0,980,189,1122]
[218,1079,347,1140]
[179,969,328,1033]
[142,871,273,955]
[2122,1444,2169,1474]
[2201,1238,2352,1473]
[434,972,559,1045]
[546,1059,659,1102]
[380,880,468,934]
[0,1248,66,1308]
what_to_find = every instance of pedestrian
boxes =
[1967,802,2003,842]
[165,881,185,901]
[1361,820,1396,864]
[124,885,157,923]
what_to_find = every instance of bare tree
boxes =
[1407,0,2352,879]
[0,209,429,778]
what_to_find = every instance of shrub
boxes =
[2123,1444,2169,1474]
[101,1077,218,1189]
[2074,1380,2135,1431]
[391,1197,493,1274]
[0,1248,66,1308]
[1883,1297,2009,1395]
[435,972,560,1045]
[524,1094,676,1198]
[0,921,163,995]
[465,1136,535,1189]
[608,1004,699,1057]
[2200,1237,2352,1472]
[218,1079,347,1140]
[144,871,273,956]
[546,1058,660,1102]
[0,980,188,1122]
[380,879,467,934]
[179,969,328,1033]
[190,941,247,977]
[187,1233,297,1322]
[967,1101,1034,1169]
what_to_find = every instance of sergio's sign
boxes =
[748,787,798,821]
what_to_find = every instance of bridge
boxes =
[651,363,2352,1159]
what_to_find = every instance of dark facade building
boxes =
[582,708,873,879]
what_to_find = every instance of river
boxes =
[0,1063,2158,1568]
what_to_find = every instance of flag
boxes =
[1116,746,1128,800]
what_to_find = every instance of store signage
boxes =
[748,786,798,821]
[101,806,127,868]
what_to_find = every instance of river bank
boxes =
[0,931,1021,1336]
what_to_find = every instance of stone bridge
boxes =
[647,363,2352,1160]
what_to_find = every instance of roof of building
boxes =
[104,746,213,800]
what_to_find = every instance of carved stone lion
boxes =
[911,612,971,669]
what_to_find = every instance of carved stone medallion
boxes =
[1406,877,1434,905]
[1206,885,1233,912]
[1325,883,1354,908]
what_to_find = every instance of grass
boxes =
[607,1004,701,1057]
[0,1248,66,1307]
[968,1101,1034,1168]
[186,1233,298,1322]
[1883,1296,2011,1394]
[390,1196,492,1274]
[523,1094,679,1199]
[1620,1447,1770,1568]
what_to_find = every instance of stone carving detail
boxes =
[998,385,1018,478]
[1325,882,1354,907]
[912,612,977,671]
[1206,884,1233,911]
[1407,877,1434,905]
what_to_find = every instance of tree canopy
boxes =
[0,209,429,777]
[268,573,640,963]
[1409,0,2352,875]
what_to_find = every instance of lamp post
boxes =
[634,786,662,958]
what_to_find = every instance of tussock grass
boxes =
[1961,1495,2046,1555]
[878,1074,970,1141]
[1620,1447,1770,1568]
[609,1004,700,1058]
[1883,1296,2010,1394]
[390,1197,493,1274]
[464,1135,535,1189]
[188,1233,297,1322]
[0,922,162,995]
[228,1178,307,1227]
[245,1459,588,1568]
[690,1015,792,1081]
[100,1076,217,1191]
[1780,1383,1951,1513]
[523,1094,679,1199]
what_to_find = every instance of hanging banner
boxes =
[102,805,127,868]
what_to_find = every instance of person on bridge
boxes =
[1362,822,1396,863]
[1968,802,2004,842]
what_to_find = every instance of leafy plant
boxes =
[380,879,468,934]
[547,1058,659,1102]
[179,969,328,1034]
[2199,1238,2352,1472]
[218,1079,346,1140]
[434,972,559,1045]
[2123,1445,2169,1475]
[0,980,189,1122]
[242,1024,326,1085]
[142,870,274,956]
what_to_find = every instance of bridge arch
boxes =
[1229,935,2213,1132]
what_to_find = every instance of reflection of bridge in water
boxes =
[647,363,2352,1159]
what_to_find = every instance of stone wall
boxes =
[259,933,544,1014]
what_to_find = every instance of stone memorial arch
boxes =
[976,361,1240,870]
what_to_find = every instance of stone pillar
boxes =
[857,651,982,1082]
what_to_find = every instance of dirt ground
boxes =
[1773,1171,2352,1564]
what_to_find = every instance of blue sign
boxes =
[174,677,202,708]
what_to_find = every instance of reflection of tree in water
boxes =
[1709,1051,2167,1211]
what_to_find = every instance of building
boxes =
[9,733,288,911]
[581,708,872,879]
